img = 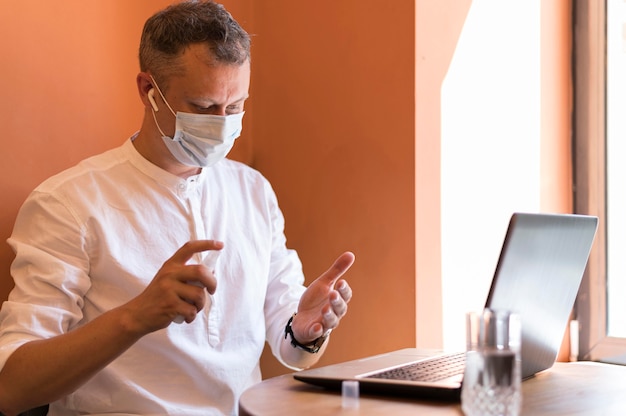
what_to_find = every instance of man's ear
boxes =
[136,72,156,110]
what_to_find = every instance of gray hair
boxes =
[139,0,250,88]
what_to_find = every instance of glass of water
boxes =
[461,309,522,416]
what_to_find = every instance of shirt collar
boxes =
[123,134,205,192]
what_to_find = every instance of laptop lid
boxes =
[485,212,598,377]
[293,212,598,400]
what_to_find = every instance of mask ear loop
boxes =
[149,75,178,139]
[151,107,170,139]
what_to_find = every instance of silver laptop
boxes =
[294,212,599,401]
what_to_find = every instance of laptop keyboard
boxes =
[365,352,466,382]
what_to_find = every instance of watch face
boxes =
[314,334,328,348]
[310,330,331,352]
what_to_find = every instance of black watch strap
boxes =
[284,313,330,354]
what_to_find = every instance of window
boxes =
[575,0,626,362]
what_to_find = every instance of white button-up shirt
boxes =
[0,138,306,415]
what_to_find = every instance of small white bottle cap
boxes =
[341,380,360,409]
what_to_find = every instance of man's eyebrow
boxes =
[194,94,249,106]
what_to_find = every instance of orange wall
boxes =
[541,0,574,213]
[0,0,572,381]
[248,2,417,377]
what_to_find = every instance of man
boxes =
[0,1,355,415]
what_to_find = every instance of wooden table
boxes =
[239,361,626,415]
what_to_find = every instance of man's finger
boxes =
[169,240,224,264]
[336,280,352,302]
[321,252,355,286]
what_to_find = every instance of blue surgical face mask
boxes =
[149,77,244,168]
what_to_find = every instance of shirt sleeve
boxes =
[0,189,91,370]
[260,180,307,368]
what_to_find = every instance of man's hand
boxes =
[291,252,355,344]
[121,240,223,334]
[0,240,224,414]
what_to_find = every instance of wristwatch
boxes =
[284,313,331,354]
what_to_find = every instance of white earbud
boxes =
[148,88,159,112]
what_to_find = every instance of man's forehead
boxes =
[160,56,250,90]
